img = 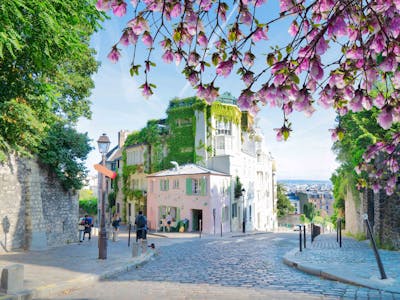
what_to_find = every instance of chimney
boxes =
[118,130,130,148]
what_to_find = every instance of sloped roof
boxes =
[147,164,229,177]
[107,147,122,162]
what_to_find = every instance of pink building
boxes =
[146,164,231,234]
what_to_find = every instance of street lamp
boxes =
[241,188,246,233]
[97,133,110,259]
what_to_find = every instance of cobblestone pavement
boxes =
[50,233,400,299]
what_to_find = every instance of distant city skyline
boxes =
[79,7,340,181]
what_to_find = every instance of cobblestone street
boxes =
[51,233,400,299]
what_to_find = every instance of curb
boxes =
[4,251,155,299]
[283,249,400,294]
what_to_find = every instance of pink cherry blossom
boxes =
[188,52,200,66]
[251,27,268,42]
[288,21,299,36]
[141,82,153,99]
[162,50,174,63]
[377,108,393,129]
[107,46,121,63]
[243,51,255,67]
[240,9,253,25]
[129,17,149,35]
[197,33,208,48]
[112,1,127,16]
[216,59,234,77]
[171,3,182,18]
[96,0,111,11]
[310,59,324,80]
[142,32,153,47]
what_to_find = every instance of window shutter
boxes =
[200,178,206,196]
[186,178,192,195]
[166,179,169,191]
[159,179,162,191]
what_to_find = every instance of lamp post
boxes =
[97,133,110,259]
[241,188,246,233]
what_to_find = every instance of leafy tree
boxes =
[234,176,243,199]
[303,202,315,220]
[0,1,104,188]
[38,122,92,190]
[79,198,98,216]
[79,189,96,201]
[277,183,294,217]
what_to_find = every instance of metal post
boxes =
[220,222,222,237]
[199,219,202,239]
[213,209,216,236]
[336,218,339,242]
[98,154,107,259]
[364,215,387,279]
[299,225,302,252]
[128,223,131,247]
[311,223,314,243]
[339,219,342,248]
[242,194,246,233]
[303,224,306,249]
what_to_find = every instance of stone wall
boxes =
[374,191,400,249]
[345,187,400,250]
[344,187,364,235]
[0,155,79,253]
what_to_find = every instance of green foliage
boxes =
[38,122,92,190]
[277,184,295,217]
[345,231,367,241]
[234,176,243,199]
[0,0,104,189]
[299,214,310,224]
[303,202,315,220]
[79,189,95,200]
[79,198,98,216]
[331,108,400,224]
[210,101,241,125]
[108,191,116,208]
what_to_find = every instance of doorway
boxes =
[192,209,203,231]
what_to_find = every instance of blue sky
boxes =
[79,4,340,181]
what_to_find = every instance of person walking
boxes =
[111,213,121,241]
[135,211,147,242]
[82,214,93,241]
[78,217,85,242]
[166,213,172,232]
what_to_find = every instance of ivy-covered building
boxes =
[105,92,277,233]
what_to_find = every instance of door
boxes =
[192,209,203,231]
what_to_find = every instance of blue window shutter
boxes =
[186,178,192,195]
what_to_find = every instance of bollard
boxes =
[112,230,117,242]
[303,225,306,249]
[199,219,202,239]
[132,242,139,257]
[299,225,302,252]
[311,223,314,243]
[220,222,222,237]
[1,264,24,294]
[128,223,131,247]
[364,214,387,279]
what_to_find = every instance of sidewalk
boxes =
[0,229,162,299]
[283,233,400,294]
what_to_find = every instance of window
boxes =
[216,120,232,135]
[173,179,179,189]
[186,178,207,196]
[117,203,120,214]
[232,203,237,218]
[160,179,169,191]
